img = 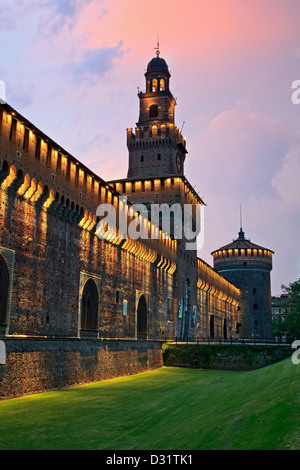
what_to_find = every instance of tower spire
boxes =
[238,204,245,239]
[240,204,243,230]
[154,34,160,57]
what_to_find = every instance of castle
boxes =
[0,51,273,398]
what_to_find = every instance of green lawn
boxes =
[0,358,299,450]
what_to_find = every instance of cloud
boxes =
[69,41,125,81]
[35,0,96,36]
[291,45,300,58]
[272,145,300,205]
[187,106,291,202]
[0,3,16,31]
[52,0,85,17]
[185,104,296,294]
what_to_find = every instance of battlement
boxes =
[212,247,274,275]
[127,123,187,152]
[212,247,273,260]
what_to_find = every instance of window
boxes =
[75,165,79,186]
[149,104,158,118]
[160,79,165,91]
[83,172,87,191]
[157,153,161,160]
[152,79,158,92]
[56,153,62,174]
[46,145,52,167]
[253,303,258,310]
[140,155,144,162]
[116,290,120,304]
[9,118,17,142]
[253,288,257,294]
[66,159,71,181]
[23,128,29,152]
[35,137,41,160]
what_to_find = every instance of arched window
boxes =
[149,104,158,118]
[0,254,9,326]
[160,79,165,91]
[152,79,158,92]
[137,294,148,337]
[81,279,99,331]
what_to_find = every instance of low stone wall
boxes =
[162,343,292,370]
[0,337,163,399]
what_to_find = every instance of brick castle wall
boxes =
[0,338,163,399]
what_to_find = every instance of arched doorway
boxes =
[81,279,99,331]
[137,294,148,338]
[0,254,9,326]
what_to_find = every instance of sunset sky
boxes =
[1,0,300,295]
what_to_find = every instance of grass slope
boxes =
[0,358,299,450]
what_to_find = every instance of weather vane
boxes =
[154,35,160,57]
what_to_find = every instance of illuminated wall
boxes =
[0,104,177,340]
[0,102,240,343]
[196,258,241,339]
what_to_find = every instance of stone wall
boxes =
[0,337,163,399]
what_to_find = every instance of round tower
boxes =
[211,228,274,339]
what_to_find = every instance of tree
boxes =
[281,279,300,340]
[272,315,284,340]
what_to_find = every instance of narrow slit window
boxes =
[56,153,62,174]
[23,128,29,152]
[46,145,52,167]
[35,137,41,160]
[9,118,17,142]
[66,159,71,181]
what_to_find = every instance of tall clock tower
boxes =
[108,50,204,341]
[127,50,187,178]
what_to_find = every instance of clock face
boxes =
[176,153,181,172]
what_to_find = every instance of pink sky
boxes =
[1,0,300,294]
